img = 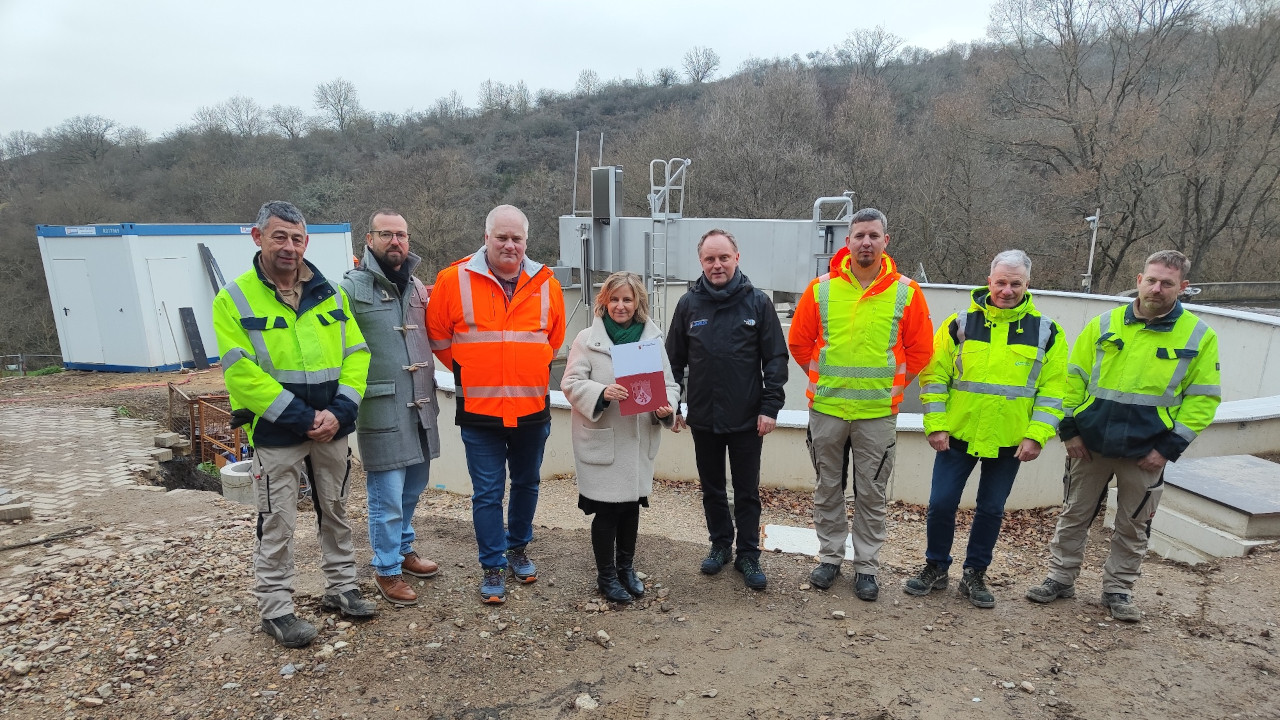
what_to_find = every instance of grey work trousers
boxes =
[808,410,897,574]
[1046,454,1164,595]
[251,438,357,620]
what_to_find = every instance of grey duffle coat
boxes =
[561,317,680,503]
[340,247,441,472]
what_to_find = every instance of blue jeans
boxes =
[925,447,1022,571]
[366,460,431,577]
[460,422,551,568]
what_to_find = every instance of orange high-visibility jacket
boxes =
[788,247,933,420]
[427,250,566,428]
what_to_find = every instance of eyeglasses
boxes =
[372,230,410,242]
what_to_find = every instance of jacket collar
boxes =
[586,315,663,351]
[461,246,546,280]
[970,287,1035,322]
[1125,299,1183,331]
[359,245,421,290]
[830,247,900,294]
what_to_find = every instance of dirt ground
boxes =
[1,370,1277,720]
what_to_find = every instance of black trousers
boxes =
[589,503,640,573]
[691,427,763,559]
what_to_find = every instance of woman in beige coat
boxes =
[561,272,681,603]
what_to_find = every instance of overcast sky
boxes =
[0,0,996,138]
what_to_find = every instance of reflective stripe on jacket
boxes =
[212,255,369,447]
[1059,301,1221,461]
[427,249,566,428]
[919,288,1068,458]
[788,248,933,420]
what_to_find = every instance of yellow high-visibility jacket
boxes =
[1060,301,1220,460]
[213,256,369,447]
[920,289,1068,458]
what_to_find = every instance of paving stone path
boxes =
[0,405,159,518]
[0,405,229,600]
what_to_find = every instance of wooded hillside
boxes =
[1,0,1277,357]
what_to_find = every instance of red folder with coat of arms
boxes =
[610,339,666,416]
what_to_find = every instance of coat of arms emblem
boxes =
[630,378,653,407]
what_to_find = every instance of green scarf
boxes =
[603,315,643,344]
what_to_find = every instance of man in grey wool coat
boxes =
[341,208,442,607]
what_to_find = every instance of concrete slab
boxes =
[1164,455,1280,538]
[761,524,854,557]
[1106,489,1277,565]
[0,503,33,521]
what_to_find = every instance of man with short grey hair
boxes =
[341,208,442,607]
[1027,249,1221,622]
[906,250,1067,608]
[213,201,376,648]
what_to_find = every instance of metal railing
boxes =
[0,354,63,376]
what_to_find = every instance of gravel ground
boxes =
[1,370,1278,719]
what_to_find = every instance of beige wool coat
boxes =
[561,318,681,503]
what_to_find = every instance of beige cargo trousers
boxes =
[1046,455,1164,595]
[808,410,898,574]
[251,438,358,620]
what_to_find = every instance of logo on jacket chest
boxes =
[690,319,708,329]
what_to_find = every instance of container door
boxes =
[147,257,189,367]
[50,258,105,364]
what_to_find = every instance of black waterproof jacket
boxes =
[665,270,788,434]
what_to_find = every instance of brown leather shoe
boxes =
[401,552,440,578]
[375,574,417,606]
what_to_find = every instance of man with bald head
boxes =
[428,205,566,604]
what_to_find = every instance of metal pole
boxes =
[1082,208,1100,294]
[571,131,580,215]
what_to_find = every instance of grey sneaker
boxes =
[261,613,318,648]
[809,562,841,590]
[958,567,996,608]
[1102,592,1142,622]
[904,562,949,596]
[1026,577,1076,604]
[506,546,538,584]
[319,588,378,619]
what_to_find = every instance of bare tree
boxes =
[429,91,469,120]
[987,0,1202,289]
[47,115,117,164]
[2,130,40,158]
[267,104,309,139]
[574,69,600,96]
[654,66,680,87]
[313,78,364,132]
[223,95,267,136]
[835,26,904,76]
[682,46,720,83]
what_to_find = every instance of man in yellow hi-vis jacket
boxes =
[1027,250,1221,622]
[213,201,374,648]
[907,250,1068,609]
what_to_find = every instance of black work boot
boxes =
[959,567,996,608]
[615,507,644,597]
[904,561,949,596]
[592,515,633,604]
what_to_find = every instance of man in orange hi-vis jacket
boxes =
[427,204,566,605]
[788,207,933,602]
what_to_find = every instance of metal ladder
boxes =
[647,158,691,329]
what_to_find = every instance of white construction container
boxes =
[36,223,354,372]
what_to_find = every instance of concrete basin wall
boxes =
[398,285,1280,510]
